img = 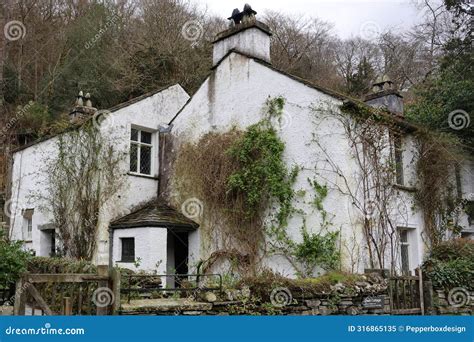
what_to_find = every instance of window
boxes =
[22,209,34,240]
[399,229,410,275]
[121,238,135,262]
[130,128,153,175]
[393,136,404,185]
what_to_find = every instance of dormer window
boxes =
[130,128,153,176]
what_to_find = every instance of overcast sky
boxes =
[198,0,427,38]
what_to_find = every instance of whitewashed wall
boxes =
[169,52,444,276]
[112,227,168,273]
[9,85,190,261]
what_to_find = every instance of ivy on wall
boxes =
[173,97,340,276]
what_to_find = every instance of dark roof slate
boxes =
[110,200,199,231]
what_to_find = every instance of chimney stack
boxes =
[212,4,272,66]
[69,90,97,122]
[364,76,403,116]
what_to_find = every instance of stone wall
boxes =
[119,293,392,316]
[428,288,474,316]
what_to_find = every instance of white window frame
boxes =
[23,217,32,241]
[129,127,154,176]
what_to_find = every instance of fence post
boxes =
[13,275,26,316]
[416,268,425,315]
[96,265,109,316]
[62,297,72,315]
[110,267,121,315]
[423,280,434,315]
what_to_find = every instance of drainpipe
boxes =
[108,227,114,270]
[157,124,173,198]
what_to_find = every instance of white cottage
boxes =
[7,14,474,281]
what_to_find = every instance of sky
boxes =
[197,0,427,38]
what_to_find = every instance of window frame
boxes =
[129,127,154,176]
[120,237,135,263]
[392,135,404,186]
[22,209,34,241]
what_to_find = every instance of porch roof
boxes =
[110,200,199,232]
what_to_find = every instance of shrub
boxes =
[0,232,32,284]
[27,257,96,274]
[423,238,474,289]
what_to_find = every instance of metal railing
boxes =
[121,274,223,303]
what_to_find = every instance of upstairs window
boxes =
[393,136,404,185]
[121,238,135,262]
[130,128,153,175]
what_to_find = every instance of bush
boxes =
[27,257,96,274]
[423,239,474,289]
[0,232,32,284]
[429,238,474,261]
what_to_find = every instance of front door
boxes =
[173,232,188,287]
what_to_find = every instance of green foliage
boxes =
[423,239,474,289]
[425,258,473,290]
[0,231,32,284]
[27,256,96,274]
[406,12,473,147]
[227,102,297,225]
[308,178,328,212]
[46,3,125,114]
[294,229,340,273]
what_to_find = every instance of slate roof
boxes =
[110,200,199,231]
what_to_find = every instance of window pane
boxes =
[130,143,138,172]
[121,238,135,262]
[394,136,404,185]
[400,230,408,243]
[140,145,152,175]
[141,131,152,144]
[131,128,139,141]
[401,245,410,274]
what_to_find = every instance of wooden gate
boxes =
[13,266,119,316]
[389,268,424,315]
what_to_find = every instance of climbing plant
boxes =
[267,177,340,278]
[172,97,299,274]
[40,120,125,260]
[414,131,464,246]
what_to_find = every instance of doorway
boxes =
[167,231,189,288]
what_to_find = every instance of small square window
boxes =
[121,238,135,262]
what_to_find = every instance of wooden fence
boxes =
[13,266,120,316]
[389,268,424,315]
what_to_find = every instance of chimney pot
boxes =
[364,76,403,116]
[213,7,271,66]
